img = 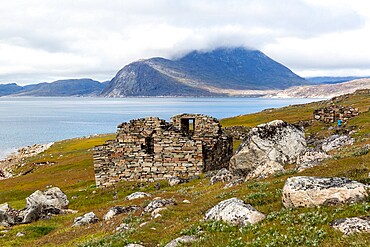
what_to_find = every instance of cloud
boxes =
[0,0,367,84]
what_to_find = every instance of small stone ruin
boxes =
[313,105,359,123]
[93,114,233,187]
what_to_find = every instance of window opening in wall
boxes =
[181,118,195,136]
[141,136,154,154]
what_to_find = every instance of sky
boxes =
[1,0,370,85]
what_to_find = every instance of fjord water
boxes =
[0,97,320,159]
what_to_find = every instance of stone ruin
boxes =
[93,114,233,187]
[313,105,359,123]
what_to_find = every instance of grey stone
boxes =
[210,168,234,185]
[230,120,306,177]
[20,205,42,224]
[204,198,265,226]
[124,244,144,247]
[143,198,176,214]
[330,217,370,235]
[296,150,330,172]
[26,187,69,210]
[321,135,354,152]
[165,235,198,247]
[126,192,151,200]
[168,176,188,187]
[282,176,369,208]
[103,206,140,221]
[115,223,131,232]
[73,212,99,226]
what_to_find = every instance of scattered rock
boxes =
[229,120,306,177]
[103,206,140,221]
[126,192,151,200]
[165,235,198,247]
[182,199,191,204]
[143,198,176,215]
[204,198,265,226]
[168,176,188,187]
[16,232,25,237]
[224,178,244,188]
[115,223,131,232]
[330,217,370,235]
[124,244,144,247]
[210,168,234,185]
[245,161,285,180]
[73,212,99,226]
[296,150,330,172]
[321,135,354,152]
[282,176,369,208]
[151,207,167,218]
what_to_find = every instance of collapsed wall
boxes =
[94,114,233,187]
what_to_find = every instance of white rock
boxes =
[168,176,188,186]
[321,135,354,152]
[124,244,144,247]
[73,212,99,226]
[230,120,306,177]
[103,206,140,221]
[151,207,167,218]
[245,160,285,180]
[115,223,131,232]
[210,168,234,184]
[296,150,330,172]
[331,217,370,235]
[204,198,265,226]
[282,176,369,208]
[26,187,69,210]
[182,200,191,204]
[126,192,151,200]
[16,232,25,237]
[165,236,197,247]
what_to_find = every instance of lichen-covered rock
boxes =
[210,168,234,184]
[165,236,198,247]
[245,160,285,180]
[142,198,176,214]
[103,206,140,221]
[282,176,369,208]
[330,217,370,235]
[224,178,244,188]
[229,120,306,177]
[168,176,188,187]
[0,203,17,226]
[296,150,330,172]
[126,192,151,201]
[204,198,265,226]
[26,187,69,210]
[20,205,42,224]
[73,212,99,226]
[321,135,354,152]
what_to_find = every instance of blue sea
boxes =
[0,97,322,158]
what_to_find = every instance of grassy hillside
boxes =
[1,91,370,247]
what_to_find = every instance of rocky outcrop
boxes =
[296,150,330,172]
[321,135,354,152]
[229,120,306,177]
[204,198,265,226]
[0,187,70,226]
[73,212,99,226]
[103,206,140,221]
[126,192,151,200]
[165,236,198,247]
[330,217,370,235]
[282,176,369,208]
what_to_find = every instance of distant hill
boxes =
[7,79,105,97]
[267,78,370,98]
[0,83,24,96]
[101,47,309,97]
[306,76,370,84]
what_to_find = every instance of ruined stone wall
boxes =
[223,126,250,140]
[313,105,359,123]
[94,114,232,187]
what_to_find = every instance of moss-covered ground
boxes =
[0,92,369,247]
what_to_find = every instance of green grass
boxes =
[0,92,370,246]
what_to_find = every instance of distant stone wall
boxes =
[223,126,250,140]
[94,114,233,187]
[313,105,359,123]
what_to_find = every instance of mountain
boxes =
[0,83,24,96]
[266,78,370,98]
[306,76,370,84]
[12,79,105,96]
[101,47,309,97]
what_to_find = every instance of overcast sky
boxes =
[1,0,370,85]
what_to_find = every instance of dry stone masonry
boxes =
[94,114,233,187]
[313,105,359,123]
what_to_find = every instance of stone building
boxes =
[94,114,233,187]
[313,105,359,123]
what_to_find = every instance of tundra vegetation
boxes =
[0,91,370,247]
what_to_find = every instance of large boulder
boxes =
[204,198,265,226]
[321,135,354,152]
[229,120,306,177]
[26,187,69,210]
[0,203,17,226]
[282,176,369,208]
[330,217,370,235]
